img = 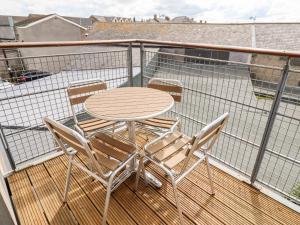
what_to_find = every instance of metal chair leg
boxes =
[177,121,181,132]
[205,155,215,195]
[172,178,184,225]
[102,180,113,225]
[63,155,74,202]
[135,156,147,191]
[142,162,147,186]
[134,158,142,191]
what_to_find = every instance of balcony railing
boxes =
[0,39,300,207]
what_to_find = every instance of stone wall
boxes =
[250,54,300,87]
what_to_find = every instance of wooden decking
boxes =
[7,132,300,225]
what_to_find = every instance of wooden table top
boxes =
[84,87,174,121]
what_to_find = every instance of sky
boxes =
[1,0,300,22]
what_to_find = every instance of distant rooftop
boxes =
[89,22,300,51]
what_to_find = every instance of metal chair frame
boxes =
[136,112,229,225]
[44,117,138,225]
[67,78,117,136]
[137,78,183,133]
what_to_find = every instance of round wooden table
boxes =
[85,87,174,187]
[85,87,174,143]
[84,87,174,121]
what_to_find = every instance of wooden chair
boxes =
[67,79,118,136]
[44,117,138,225]
[138,78,183,132]
[135,112,229,225]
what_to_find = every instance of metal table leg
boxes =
[127,121,162,188]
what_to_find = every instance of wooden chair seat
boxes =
[145,131,192,169]
[78,118,116,133]
[67,79,118,136]
[90,132,136,171]
[138,78,183,132]
[138,116,177,129]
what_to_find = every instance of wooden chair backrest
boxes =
[44,117,87,155]
[180,112,229,173]
[147,78,183,102]
[67,79,107,106]
[190,112,229,153]
[43,117,106,177]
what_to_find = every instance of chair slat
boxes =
[138,120,173,129]
[90,137,128,161]
[147,118,176,125]
[95,133,135,153]
[193,124,223,150]
[68,82,107,96]
[69,95,92,105]
[79,119,111,128]
[154,116,177,122]
[154,136,191,161]
[146,131,182,154]
[54,130,86,155]
[164,148,188,169]
[78,118,100,125]
[51,125,79,144]
[147,83,182,93]
[93,151,120,171]
[81,121,116,132]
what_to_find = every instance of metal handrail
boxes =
[1,39,300,57]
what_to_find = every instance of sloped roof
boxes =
[171,16,195,23]
[90,16,132,23]
[91,15,116,22]
[15,14,87,30]
[60,16,92,28]
[89,22,300,51]
[255,23,300,51]
[89,23,252,47]
[14,14,50,27]
[0,15,10,26]
[26,14,92,28]
[12,16,28,24]
[0,26,15,40]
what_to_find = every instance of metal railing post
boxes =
[250,58,290,184]
[127,43,133,87]
[140,43,144,87]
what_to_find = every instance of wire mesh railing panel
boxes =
[0,50,130,166]
[142,50,284,177]
[1,41,299,204]
[256,64,300,202]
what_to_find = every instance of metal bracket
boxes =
[0,124,16,170]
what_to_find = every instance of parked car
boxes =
[17,70,51,82]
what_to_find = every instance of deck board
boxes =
[7,131,300,225]
[26,164,77,225]
[195,162,300,225]
[44,157,102,225]
[185,167,281,225]
[149,164,244,225]
[60,154,136,225]
[8,170,48,225]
